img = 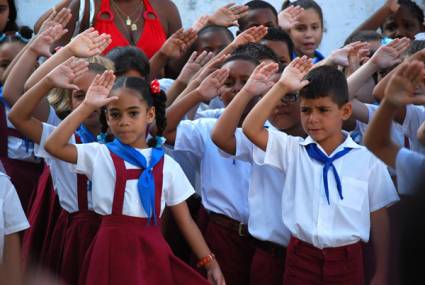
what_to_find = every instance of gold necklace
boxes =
[111,0,143,31]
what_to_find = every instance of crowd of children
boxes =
[0,0,425,284]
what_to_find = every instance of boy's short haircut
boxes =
[222,53,260,67]
[197,25,235,41]
[299,66,349,107]
[238,1,278,30]
[233,42,280,64]
[262,27,294,56]
[344,30,382,46]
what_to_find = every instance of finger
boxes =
[66,84,81,91]
[60,10,73,27]
[64,56,77,67]
[73,67,89,79]
[231,5,249,15]
[299,79,310,89]
[223,3,236,9]
[195,51,209,64]
[45,8,58,22]
[104,71,116,89]
[55,8,71,26]
[264,63,279,75]
[187,51,198,63]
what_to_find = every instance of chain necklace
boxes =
[111,0,143,31]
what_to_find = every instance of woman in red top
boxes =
[35,0,182,58]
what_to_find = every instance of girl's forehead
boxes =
[222,59,256,73]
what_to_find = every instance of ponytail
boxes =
[147,89,167,148]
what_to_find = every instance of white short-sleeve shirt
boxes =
[219,128,291,246]
[34,123,93,213]
[402,105,425,154]
[175,118,251,223]
[0,173,29,262]
[73,143,195,217]
[262,130,399,249]
[396,147,425,195]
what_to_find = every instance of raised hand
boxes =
[84,70,117,110]
[384,60,425,107]
[193,53,230,83]
[39,7,72,33]
[209,3,249,27]
[385,0,400,13]
[178,51,215,84]
[192,15,209,33]
[30,24,68,57]
[371,37,410,69]
[65,28,112,57]
[233,25,268,47]
[328,41,369,67]
[46,57,89,89]
[345,43,370,76]
[196,68,229,100]
[243,62,279,97]
[278,5,304,30]
[159,28,197,59]
[279,56,313,92]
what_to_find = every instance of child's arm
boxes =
[353,0,399,32]
[149,28,197,79]
[364,60,425,168]
[170,202,225,285]
[8,57,89,144]
[212,62,278,155]
[242,57,312,151]
[25,28,111,90]
[2,233,23,285]
[44,70,116,164]
[3,25,67,123]
[163,69,229,145]
[369,208,391,285]
[33,1,73,33]
[166,51,214,107]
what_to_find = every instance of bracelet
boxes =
[196,253,215,268]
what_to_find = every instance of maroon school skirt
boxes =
[21,165,62,270]
[79,215,210,285]
[59,210,101,285]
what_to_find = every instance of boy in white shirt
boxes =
[243,57,399,285]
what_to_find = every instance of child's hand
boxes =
[242,62,279,97]
[159,28,197,59]
[279,56,312,92]
[206,260,226,285]
[385,0,400,13]
[30,24,68,57]
[371,37,410,70]
[196,68,229,100]
[39,7,72,34]
[278,5,304,30]
[384,60,425,107]
[328,41,369,67]
[65,28,112,57]
[345,43,370,76]
[192,15,209,33]
[178,51,215,85]
[209,3,249,27]
[233,25,268,47]
[46,56,89,90]
[193,53,230,84]
[83,70,117,110]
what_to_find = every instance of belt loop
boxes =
[238,223,245,237]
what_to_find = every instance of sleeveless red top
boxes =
[94,0,166,58]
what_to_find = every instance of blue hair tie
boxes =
[15,32,30,44]
[155,136,166,148]
[381,36,393,46]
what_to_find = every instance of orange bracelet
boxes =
[196,253,215,268]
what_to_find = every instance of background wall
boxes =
[16,0,417,56]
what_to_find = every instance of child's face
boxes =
[261,39,291,64]
[300,96,351,146]
[0,41,24,79]
[382,6,423,39]
[106,89,155,148]
[289,8,323,58]
[0,0,10,32]
[195,30,231,56]
[269,94,302,132]
[239,8,277,31]
[220,59,257,106]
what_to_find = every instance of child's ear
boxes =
[147,106,155,124]
[340,101,353,121]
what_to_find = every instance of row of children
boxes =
[0,0,425,284]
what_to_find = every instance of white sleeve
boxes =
[396,147,425,195]
[402,105,425,140]
[174,119,208,159]
[233,129,254,162]
[46,106,62,127]
[368,159,399,212]
[163,156,195,206]
[74,143,105,180]
[2,178,29,235]
[34,123,75,160]
[262,129,293,172]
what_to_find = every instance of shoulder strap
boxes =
[152,156,164,220]
[73,0,96,37]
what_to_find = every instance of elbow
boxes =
[7,110,20,129]
[242,120,253,140]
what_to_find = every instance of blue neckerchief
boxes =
[76,124,97,143]
[305,144,352,204]
[291,50,325,64]
[106,139,164,224]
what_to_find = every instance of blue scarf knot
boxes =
[106,139,164,224]
[305,143,352,205]
[76,124,97,143]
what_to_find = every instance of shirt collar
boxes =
[300,132,362,155]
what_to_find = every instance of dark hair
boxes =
[223,53,261,67]
[105,77,167,148]
[299,66,349,107]
[107,46,150,78]
[407,40,425,55]
[233,42,280,64]
[399,0,424,25]
[281,0,323,26]
[262,27,294,57]
[344,30,382,46]
[0,25,33,45]
[238,1,278,30]
[197,25,234,41]
[3,0,18,33]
